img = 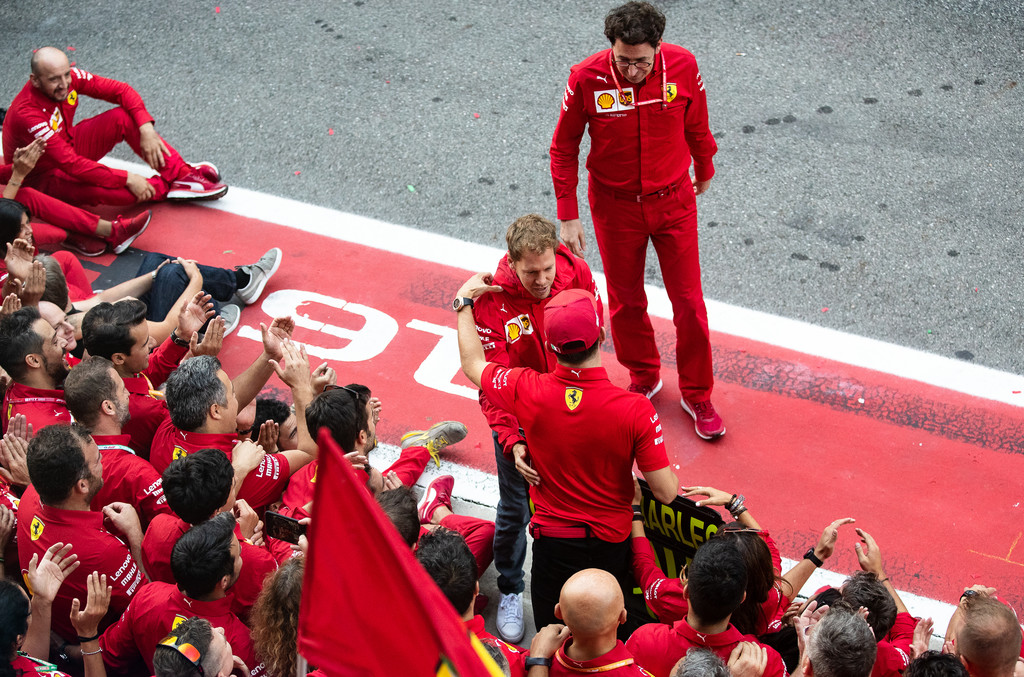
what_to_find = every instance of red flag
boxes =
[298,431,500,676]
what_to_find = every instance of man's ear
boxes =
[25,353,42,369]
[209,402,223,422]
[100,398,117,417]
[110,352,128,367]
[357,429,368,448]
[618,607,627,626]
[554,603,564,621]
[682,581,689,601]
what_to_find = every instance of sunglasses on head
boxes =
[156,634,204,676]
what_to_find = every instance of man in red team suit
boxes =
[2,47,227,210]
[0,306,73,433]
[471,213,600,643]
[457,277,678,633]
[550,2,724,440]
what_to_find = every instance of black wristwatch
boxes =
[803,547,824,568]
[452,296,474,311]
[170,330,190,347]
[525,656,553,669]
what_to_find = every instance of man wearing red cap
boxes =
[550,1,723,440]
[455,273,679,634]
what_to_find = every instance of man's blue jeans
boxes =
[135,252,238,321]
[493,432,531,595]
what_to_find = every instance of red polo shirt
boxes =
[92,434,170,529]
[553,639,653,676]
[2,382,71,434]
[99,581,264,677]
[140,513,278,623]
[150,418,290,508]
[465,615,527,677]
[16,488,145,643]
[625,619,786,677]
[480,363,668,542]
[120,337,188,457]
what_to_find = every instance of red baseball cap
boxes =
[544,289,601,354]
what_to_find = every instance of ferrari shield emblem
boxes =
[666,83,677,103]
[172,446,188,461]
[565,387,583,411]
[30,516,45,541]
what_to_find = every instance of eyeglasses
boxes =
[156,634,204,676]
[324,384,379,423]
[613,58,653,70]
[607,51,669,109]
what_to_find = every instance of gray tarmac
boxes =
[2,1,1022,374]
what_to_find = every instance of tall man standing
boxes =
[473,213,599,643]
[550,2,724,439]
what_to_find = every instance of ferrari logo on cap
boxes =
[666,83,677,103]
[565,387,583,411]
[30,516,45,541]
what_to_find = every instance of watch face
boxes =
[452,297,463,311]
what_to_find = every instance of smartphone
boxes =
[264,510,306,545]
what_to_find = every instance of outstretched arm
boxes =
[455,272,503,387]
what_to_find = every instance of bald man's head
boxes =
[30,47,72,102]
[555,569,626,638]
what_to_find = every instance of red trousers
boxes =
[14,185,101,239]
[589,178,714,400]
[28,107,189,206]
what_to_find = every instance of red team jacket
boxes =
[474,243,599,455]
[121,336,189,456]
[2,68,153,189]
[626,618,786,677]
[553,640,653,676]
[549,44,718,221]
[91,434,170,528]
[2,382,71,434]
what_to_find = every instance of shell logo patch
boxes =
[666,83,677,103]
[565,387,583,411]
[593,88,633,113]
[172,446,188,461]
[66,90,78,106]
[48,108,63,132]
[30,516,45,541]
[504,314,533,343]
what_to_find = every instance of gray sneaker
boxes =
[496,592,525,644]
[399,420,468,467]
[219,303,242,337]
[236,248,282,305]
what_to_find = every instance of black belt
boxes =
[529,523,592,539]
[604,183,679,203]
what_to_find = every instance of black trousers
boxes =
[530,534,639,640]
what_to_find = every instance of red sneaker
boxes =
[167,172,228,200]
[417,475,454,524]
[680,397,726,440]
[63,232,107,257]
[191,161,221,183]
[627,379,663,399]
[108,211,152,255]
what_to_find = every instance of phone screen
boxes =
[264,511,306,545]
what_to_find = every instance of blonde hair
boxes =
[506,214,558,262]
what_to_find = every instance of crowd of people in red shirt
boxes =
[2,5,1023,677]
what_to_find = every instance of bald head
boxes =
[556,569,625,638]
[30,48,72,102]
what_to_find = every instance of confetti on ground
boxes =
[294,170,301,176]
[821,307,829,313]
[70,62,76,67]
[473,113,480,118]
[736,52,746,56]
[215,6,221,12]
[858,398,865,404]
[974,287,979,292]
[407,185,415,192]
[222,250,233,254]
[1013,390,1022,394]
[328,128,334,135]
[385,80,391,84]
[927,329,932,334]
[67,46,76,52]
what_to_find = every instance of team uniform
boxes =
[871,612,916,677]
[16,487,145,642]
[10,653,71,676]
[1,163,106,241]
[1,382,71,434]
[625,618,786,677]
[3,67,192,206]
[120,336,189,456]
[0,478,20,571]
[550,44,718,400]
[149,418,291,508]
[479,361,668,630]
[631,531,791,633]
[552,640,653,676]
[465,615,527,677]
[140,512,278,622]
[99,581,264,677]
[91,434,170,528]
[473,244,599,598]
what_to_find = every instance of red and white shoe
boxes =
[680,397,726,440]
[108,211,152,254]
[627,379,663,399]
[417,475,454,524]
[63,232,107,257]
[167,172,228,201]
[191,161,221,183]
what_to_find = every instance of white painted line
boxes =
[103,156,1024,407]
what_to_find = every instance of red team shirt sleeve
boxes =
[631,535,689,623]
[680,59,717,182]
[144,337,190,389]
[632,399,670,474]
[236,452,292,508]
[475,308,528,453]
[550,67,589,222]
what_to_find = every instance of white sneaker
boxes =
[496,592,525,644]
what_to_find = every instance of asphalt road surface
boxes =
[2,0,1022,375]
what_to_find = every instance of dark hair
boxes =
[841,571,897,640]
[806,605,877,677]
[604,1,665,47]
[686,536,747,624]
[0,580,31,677]
[63,356,118,429]
[170,512,236,598]
[27,424,92,505]
[304,387,367,453]
[376,486,420,547]
[905,652,970,677]
[164,356,227,432]
[0,306,43,380]
[162,449,235,525]
[958,596,1023,676]
[81,299,148,360]
[250,557,305,677]
[249,397,292,441]
[152,616,217,677]
[717,528,783,635]
[0,198,29,250]
[555,339,601,366]
[416,528,478,615]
